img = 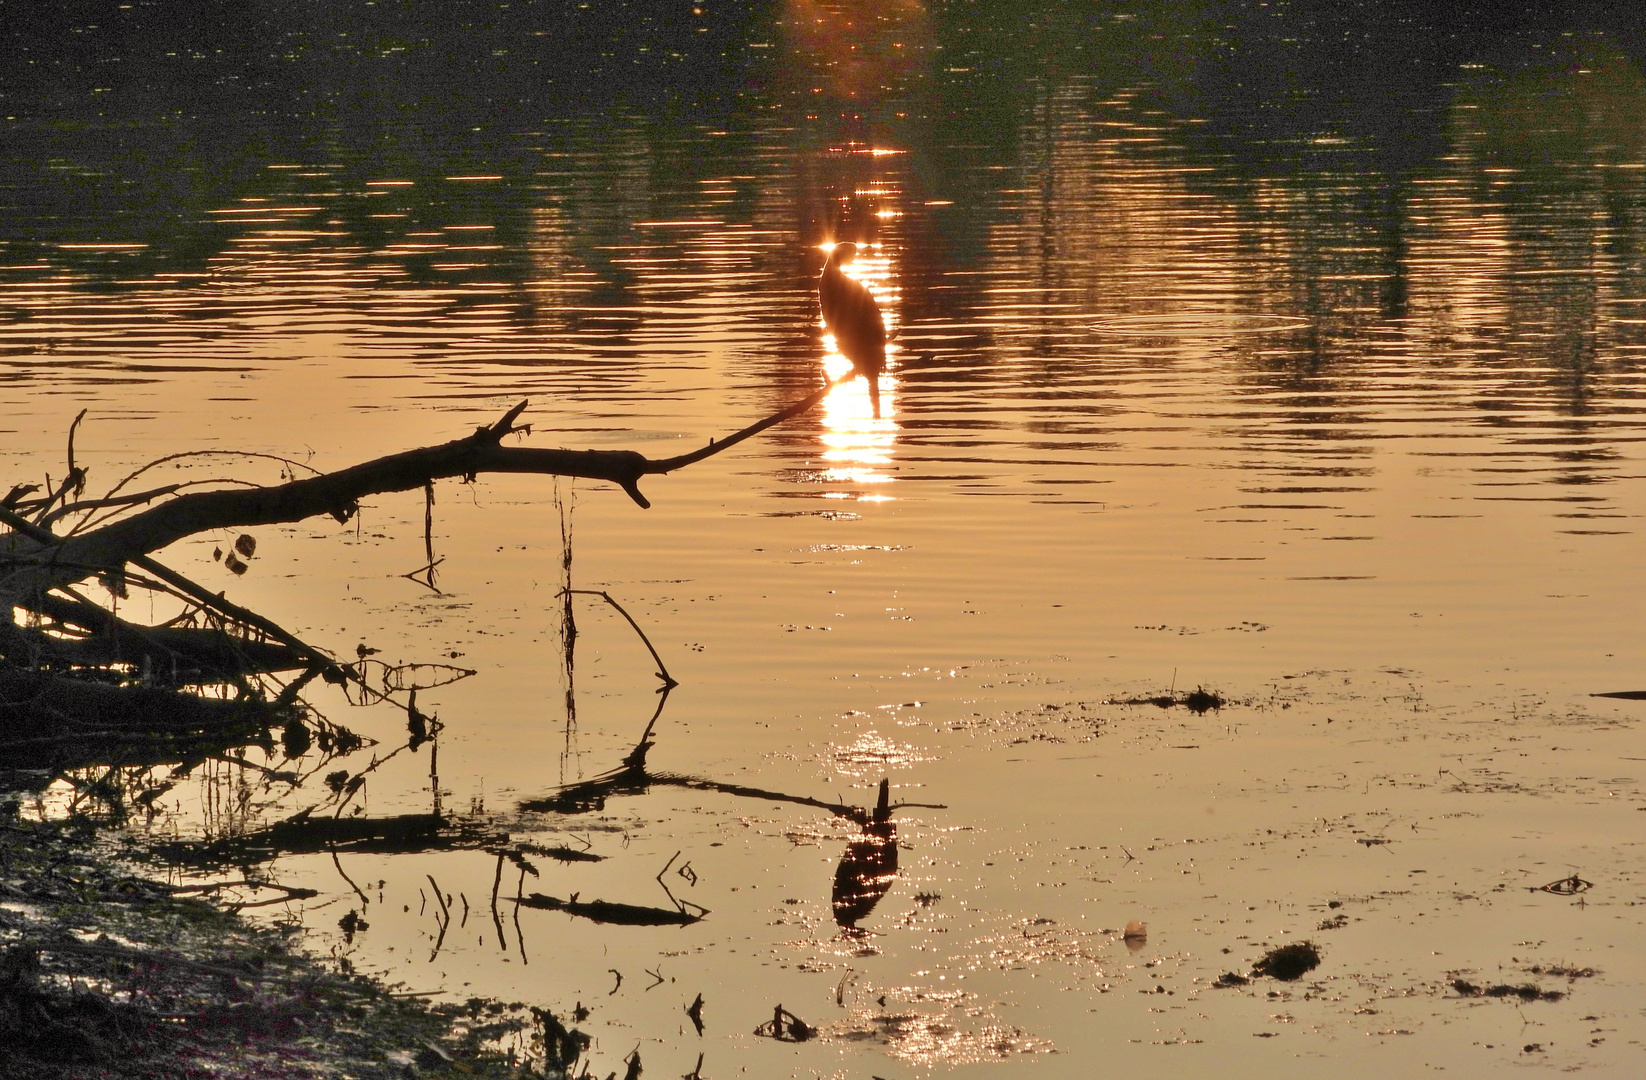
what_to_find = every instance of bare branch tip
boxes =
[620,481,651,509]
[488,400,532,439]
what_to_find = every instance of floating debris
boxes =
[513,893,703,927]
[1252,941,1321,982]
[1181,687,1223,713]
[1452,980,1564,1002]
[1110,687,1225,712]
[755,1004,814,1042]
[1534,874,1592,896]
[338,910,368,944]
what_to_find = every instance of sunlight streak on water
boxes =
[819,356,899,490]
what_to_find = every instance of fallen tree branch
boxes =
[0,503,345,683]
[2,390,836,608]
[11,591,307,680]
[0,670,292,771]
[0,388,837,775]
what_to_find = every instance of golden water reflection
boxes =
[781,0,933,105]
[8,9,1646,1079]
[819,363,898,491]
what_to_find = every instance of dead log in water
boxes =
[0,391,833,775]
[1,393,834,611]
[4,591,308,682]
[0,668,295,772]
[512,892,703,926]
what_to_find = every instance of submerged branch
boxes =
[162,810,504,865]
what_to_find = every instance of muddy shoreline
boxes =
[0,816,539,1080]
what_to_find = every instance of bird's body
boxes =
[819,242,886,417]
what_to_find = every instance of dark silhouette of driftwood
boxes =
[512,892,703,926]
[2,393,835,608]
[0,669,296,772]
[0,387,836,778]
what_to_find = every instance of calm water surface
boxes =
[6,3,1646,1075]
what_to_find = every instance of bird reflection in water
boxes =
[521,571,930,929]
[819,241,887,418]
[832,778,899,928]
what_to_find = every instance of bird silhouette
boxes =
[818,242,886,418]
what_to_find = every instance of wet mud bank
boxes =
[0,818,536,1080]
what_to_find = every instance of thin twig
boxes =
[423,480,435,567]
[648,373,847,474]
[561,589,677,689]
[97,448,322,504]
[64,407,86,497]
[332,850,371,907]
[68,478,263,536]
[41,482,183,528]
[490,851,507,951]
[514,867,528,965]
[427,874,451,922]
